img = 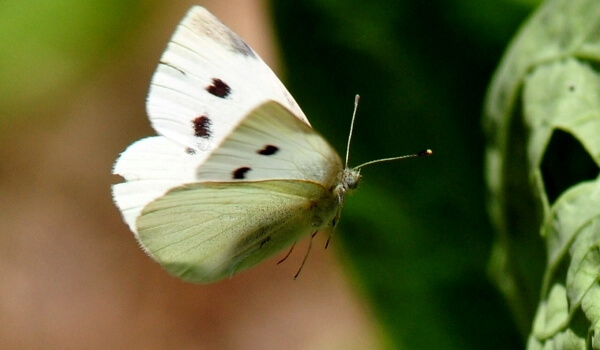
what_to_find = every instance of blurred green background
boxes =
[0,0,541,349]
[274,1,536,348]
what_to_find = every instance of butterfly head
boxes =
[342,167,361,191]
[333,167,362,204]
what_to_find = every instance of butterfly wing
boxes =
[138,180,339,283]
[113,102,343,234]
[195,101,343,184]
[113,136,202,236]
[114,102,343,283]
[114,5,335,238]
[147,6,308,158]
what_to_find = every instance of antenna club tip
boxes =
[419,149,433,157]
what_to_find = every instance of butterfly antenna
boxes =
[354,149,433,170]
[344,94,361,167]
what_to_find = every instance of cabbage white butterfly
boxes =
[112,6,431,283]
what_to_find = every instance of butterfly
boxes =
[112,6,431,283]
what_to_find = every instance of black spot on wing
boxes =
[227,33,256,57]
[185,147,196,155]
[191,11,256,58]
[232,167,251,179]
[207,78,231,98]
[257,145,279,156]
[193,116,212,138]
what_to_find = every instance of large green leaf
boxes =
[484,0,600,346]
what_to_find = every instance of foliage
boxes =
[484,0,600,347]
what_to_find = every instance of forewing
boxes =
[196,101,343,184]
[137,180,338,283]
[148,6,308,157]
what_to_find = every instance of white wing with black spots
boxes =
[147,6,308,158]
[196,101,343,185]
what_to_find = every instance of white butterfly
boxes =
[112,6,431,283]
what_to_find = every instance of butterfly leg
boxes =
[324,210,341,249]
[324,235,332,249]
[294,231,317,279]
[277,242,296,265]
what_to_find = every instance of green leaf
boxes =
[484,0,600,346]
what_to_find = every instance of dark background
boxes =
[273,1,534,348]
